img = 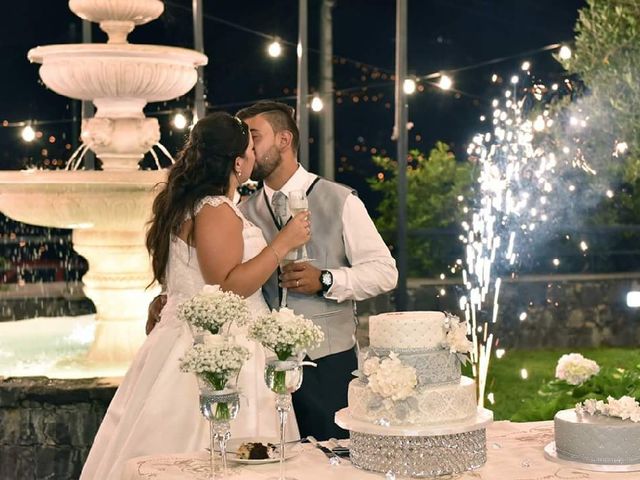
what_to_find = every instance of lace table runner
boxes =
[123,421,639,479]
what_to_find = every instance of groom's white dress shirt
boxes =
[263,165,398,303]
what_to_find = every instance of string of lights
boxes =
[163,0,395,73]
[3,42,573,140]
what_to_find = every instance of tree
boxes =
[560,0,640,223]
[368,142,476,276]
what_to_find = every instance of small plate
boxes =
[544,442,640,472]
[215,437,302,465]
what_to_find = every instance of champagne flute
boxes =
[288,190,313,263]
[280,190,311,308]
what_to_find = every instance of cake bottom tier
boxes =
[348,429,487,477]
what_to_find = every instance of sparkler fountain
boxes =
[461,71,616,406]
[0,0,207,375]
[462,76,573,406]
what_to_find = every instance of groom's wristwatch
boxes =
[319,270,333,294]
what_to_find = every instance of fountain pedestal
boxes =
[73,228,157,364]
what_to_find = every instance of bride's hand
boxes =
[273,212,311,253]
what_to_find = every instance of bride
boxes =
[80,112,310,480]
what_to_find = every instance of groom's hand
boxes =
[146,294,167,335]
[280,261,322,295]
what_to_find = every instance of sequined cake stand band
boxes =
[335,408,493,477]
[544,442,640,473]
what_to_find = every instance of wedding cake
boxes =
[547,398,640,468]
[335,311,492,477]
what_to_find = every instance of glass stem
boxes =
[208,419,215,480]
[276,393,291,480]
[212,420,231,478]
[217,429,231,476]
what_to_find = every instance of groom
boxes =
[234,101,397,440]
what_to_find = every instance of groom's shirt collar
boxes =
[263,164,317,204]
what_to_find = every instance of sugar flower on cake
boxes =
[555,353,600,385]
[248,307,324,361]
[576,395,640,423]
[442,313,473,355]
[365,352,418,401]
[177,284,250,334]
[362,356,380,376]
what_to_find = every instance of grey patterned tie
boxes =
[271,191,290,228]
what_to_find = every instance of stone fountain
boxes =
[0,0,207,370]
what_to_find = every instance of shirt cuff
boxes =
[323,268,350,303]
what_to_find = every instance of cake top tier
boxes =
[556,409,637,426]
[369,311,448,350]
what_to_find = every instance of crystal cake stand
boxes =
[335,408,493,477]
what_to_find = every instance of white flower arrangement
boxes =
[442,313,473,355]
[177,284,250,334]
[555,353,600,385]
[363,352,418,401]
[179,340,250,390]
[576,396,640,423]
[248,307,324,360]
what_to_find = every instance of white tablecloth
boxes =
[122,420,637,479]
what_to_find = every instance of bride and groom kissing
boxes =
[80,101,398,479]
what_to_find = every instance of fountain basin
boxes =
[28,44,208,117]
[0,169,165,228]
[0,170,166,367]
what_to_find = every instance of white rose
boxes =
[275,307,297,321]
[363,357,381,376]
[367,355,417,401]
[442,319,472,354]
[201,332,227,347]
[201,284,222,295]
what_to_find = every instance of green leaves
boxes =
[368,142,477,276]
[565,0,640,190]
[511,364,640,422]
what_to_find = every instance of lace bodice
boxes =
[161,195,270,324]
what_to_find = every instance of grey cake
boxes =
[554,409,640,465]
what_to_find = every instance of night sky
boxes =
[0,0,585,206]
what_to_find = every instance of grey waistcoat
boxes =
[239,178,357,360]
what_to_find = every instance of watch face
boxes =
[321,271,332,286]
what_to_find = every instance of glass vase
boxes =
[264,358,304,480]
[198,382,240,479]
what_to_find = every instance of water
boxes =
[199,391,240,421]
[264,360,303,394]
[0,314,129,378]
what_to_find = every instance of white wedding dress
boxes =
[80,195,298,480]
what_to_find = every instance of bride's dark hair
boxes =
[146,112,250,286]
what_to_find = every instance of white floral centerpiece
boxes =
[180,339,250,390]
[248,307,324,361]
[180,340,250,419]
[576,396,640,423]
[555,353,600,385]
[248,307,324,396]
[178,284,250,335]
